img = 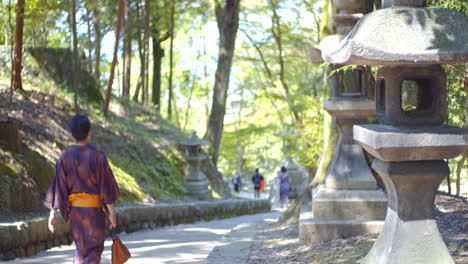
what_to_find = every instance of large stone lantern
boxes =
[322,1,468,263]
[180,131,212,200]
[300,0,387,244]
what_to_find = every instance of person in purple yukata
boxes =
[46,114,120,264]
[279,166,291,209]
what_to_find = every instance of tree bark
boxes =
[122,0,131,99]
[70,0,79,114]
[85,5,93,74]
[12,0,25,92]
[92,5,101,83]
[455,152,466,196]
[183,75,196,130]
[133,19,144,103]
[167,0,175,119]
[151,24,170,111]
[142,0,150,105]
[103,0,124,117]
[204,0,241,165]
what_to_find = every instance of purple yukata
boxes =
[279,172,290,199]
[46,144,120,264]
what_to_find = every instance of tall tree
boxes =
[70,0,79,113]
[151,23,170,111]
[122,0,132,99]
[92,4,101,83]
[11,0,25,93]
[85,5,93,74]
[133,2,144,103]
[142,0,150,105]
[268,0,301,124]
[103,0,124,117]
[204,0,241,164]
[167,0,175,119]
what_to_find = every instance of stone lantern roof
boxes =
[180,131,208,147]
[322,7,468,65]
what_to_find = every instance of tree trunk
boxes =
[204,0,241,165]
[151,25,169,111]
[133,16,144,103]
[12,0,25,92]
[183,75,196,130]
[103,0,124,117]
[85,5,93,74]
[93,5,101,83]
[167,0,175,119]
[122,0,131,99]
[142,0,150,105]
[455,152,466,196]
[70,0,79,114]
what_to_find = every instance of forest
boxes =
[0,0,466,204]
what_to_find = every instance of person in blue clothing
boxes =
[251,168,264,199]
[279,166,291,208]
[232,172,241,193]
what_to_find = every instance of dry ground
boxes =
[248,194,468,264]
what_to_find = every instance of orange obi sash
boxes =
[69,193,102,208]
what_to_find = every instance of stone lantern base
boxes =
[354,124,468,264]
[299,186,387,244]
[184,179,212,200]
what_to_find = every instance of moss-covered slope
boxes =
[0,84,188,215]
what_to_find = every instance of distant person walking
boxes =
[232,172,241,193]
[252,168,264,199]
[46,115,120,264]
[279,166,291,208]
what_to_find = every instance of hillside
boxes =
[0,80,197,215]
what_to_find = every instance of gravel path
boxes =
[2,211,281,264]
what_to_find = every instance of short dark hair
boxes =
[281,166,287,173]
[70,115,90,141]
[255,168,259,173]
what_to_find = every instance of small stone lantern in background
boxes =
[180,131,212,200]
[323,1,468,263]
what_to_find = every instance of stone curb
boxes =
[0,199,271,261]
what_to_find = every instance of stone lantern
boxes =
[300,0,387,244]
[322,1,468,263]
[180,131,212,200]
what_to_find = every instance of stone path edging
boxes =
[0,199,271,261]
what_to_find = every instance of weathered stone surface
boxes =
[322,8,468,65]
[375,65,447,126]
[354,124,468,161]
[382,0,426,8]
[323,99,375,119]
[362,159,454,264]
[0,121,22,153]
[299,205,384,244]
[0,199,271,260]
[180,132,213,200]
[333,0,369,12]
[312,188,387,220]
[309,47,324,64]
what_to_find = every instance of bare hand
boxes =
[108,213,117,230]
[48,213,57,233]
